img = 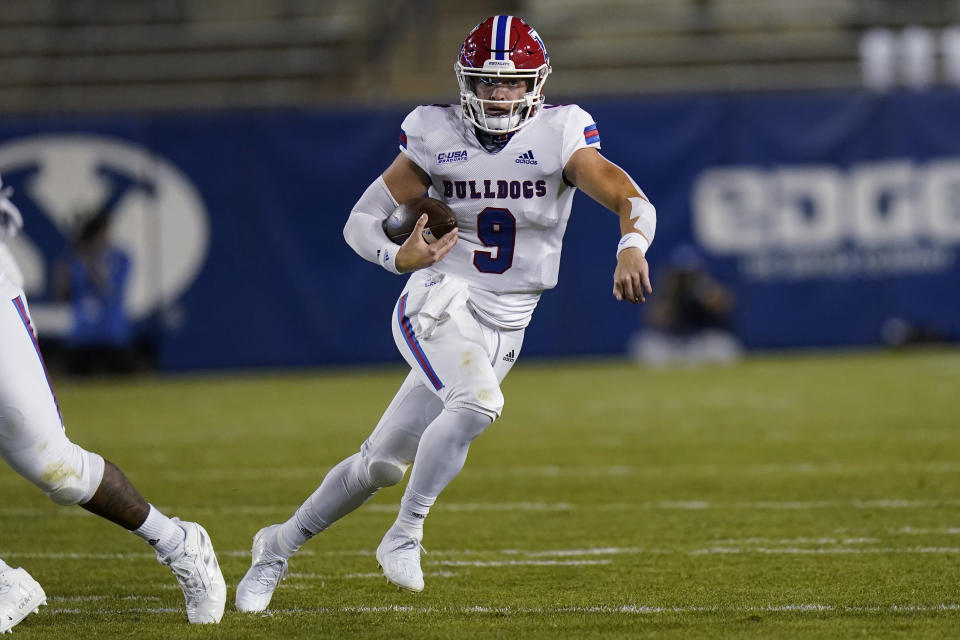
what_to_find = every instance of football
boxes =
[382,196,457,245]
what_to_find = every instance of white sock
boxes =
[132,504,185,558]
[273,512,322,558]
[394,488,436,539]
[0,557,9,572]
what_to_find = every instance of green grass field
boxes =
[1,349,958,638]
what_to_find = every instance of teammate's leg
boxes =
[0,294,226,624]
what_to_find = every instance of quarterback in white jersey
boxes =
[236,15,656,608]
[397,101,602,329]
[0,177,226,629]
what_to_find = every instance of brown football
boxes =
[382,196,458,245]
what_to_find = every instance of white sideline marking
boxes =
[43,603,960,616]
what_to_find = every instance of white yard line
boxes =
[599,499,960,510]
[895,526,960,535]
[460,462,960,477]
[690,546,960,555]
[712,537,881,545]
[5,497,959,520]
[437,560,612,567]
[42,603,960,616]
[6,543,959,563]
[502,547,646,557]
[5,461,958,492]
[0,502,573,518]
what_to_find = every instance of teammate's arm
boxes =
[563,147,655,304]
[343,153,457,274]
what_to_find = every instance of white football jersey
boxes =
[400,103,601,330]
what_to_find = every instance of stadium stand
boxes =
[1,0,959,112]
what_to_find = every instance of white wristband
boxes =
[617,232,649,258]
[377,243,403,274]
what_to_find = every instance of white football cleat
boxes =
[157,519,226,624]
[235,525,288,613]
[0,566,46,634]
[376,526,426,593]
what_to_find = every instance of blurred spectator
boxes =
[628,244,741,367]
[881,317,947,348]
[899,26,936,89]
[860,26,940,91]
[942,26,960,87]
[860,27,897,91]
[51,209,146,375]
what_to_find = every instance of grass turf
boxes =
[1,348,958,638]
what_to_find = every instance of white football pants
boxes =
[369,270,523,462]
[0,279,104,506]
[285,271,523,541]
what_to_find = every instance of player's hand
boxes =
[395,214,458,273]
[613,247,652,304]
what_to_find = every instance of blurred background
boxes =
[1,0,958,373]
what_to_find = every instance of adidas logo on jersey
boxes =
[515,150,538,165]
[502,349,516,362]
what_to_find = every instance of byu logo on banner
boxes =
[0,134,209,332]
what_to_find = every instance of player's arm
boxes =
[343,153,457,274]
[563,147,656,304]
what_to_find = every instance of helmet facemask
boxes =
[455,63,550,134]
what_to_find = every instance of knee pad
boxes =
[361,425,420,487]
[41,445,105,506]
[367,458,406,487]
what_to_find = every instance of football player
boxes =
[237,14,655,608]
[0,177,226,630]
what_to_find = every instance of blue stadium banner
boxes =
[0,90,958,370]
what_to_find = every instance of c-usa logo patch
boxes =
[437,150,468,164]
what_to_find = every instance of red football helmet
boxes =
[455,15,551,134]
